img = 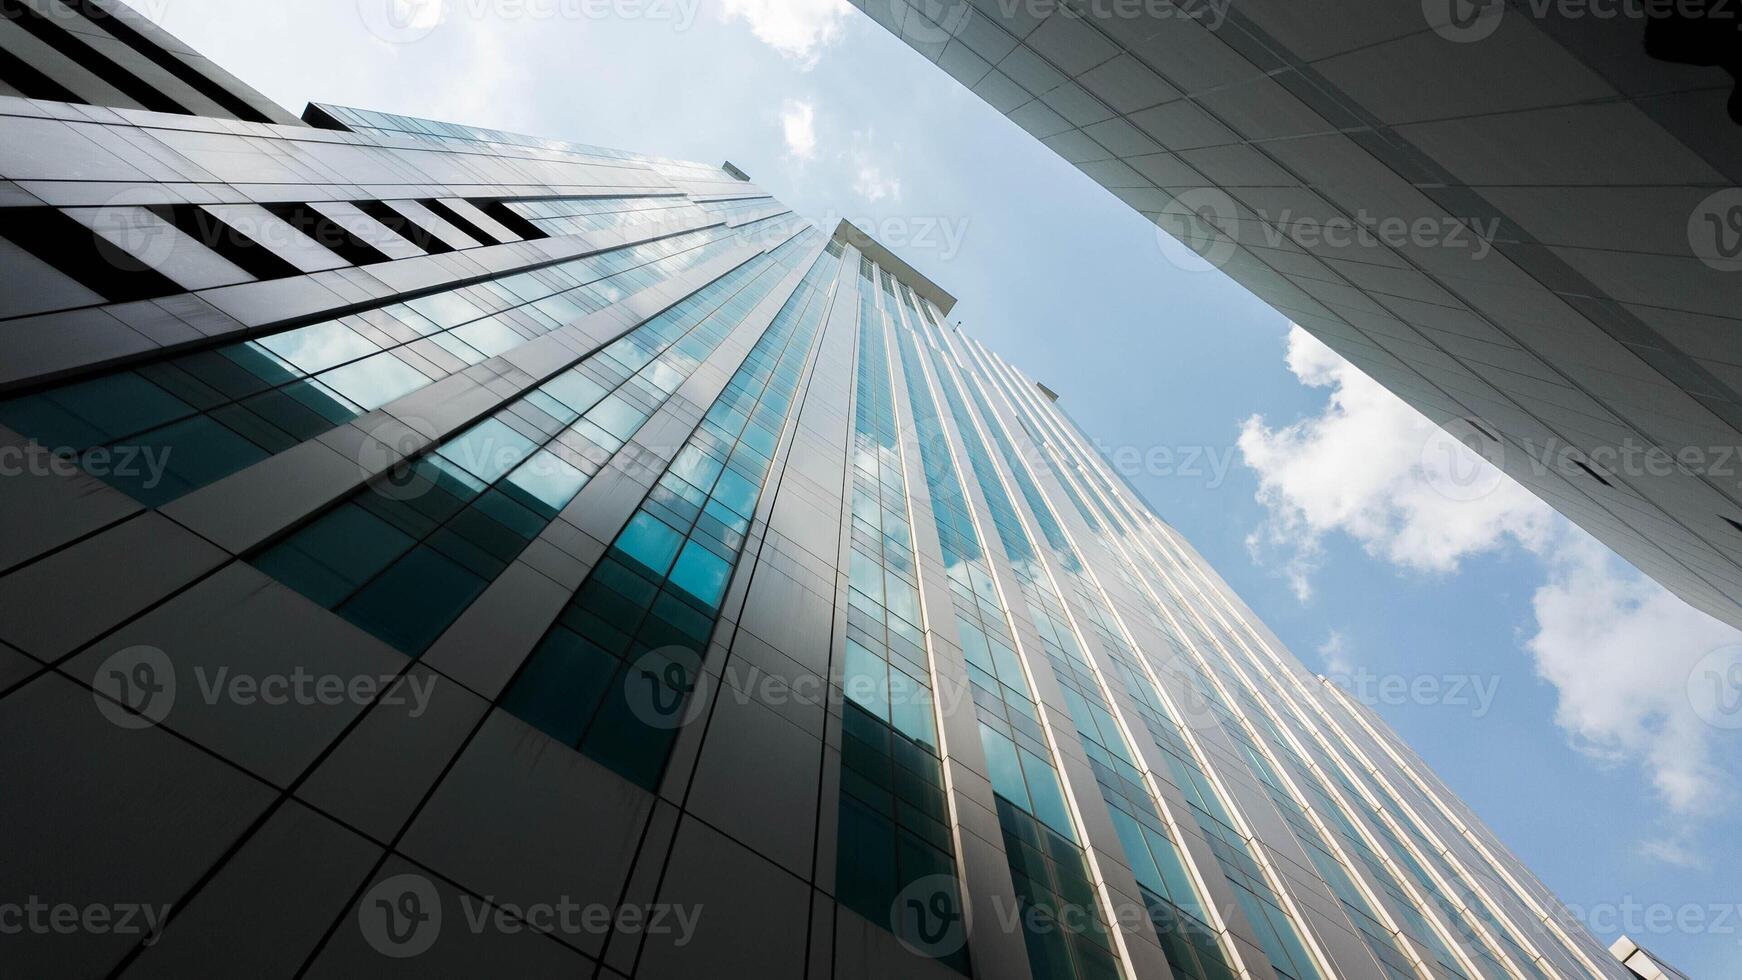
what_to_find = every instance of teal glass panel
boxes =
[502,450,588,515]
[1021,749,1077,842]
[668,540,731,609]
[438,417,538,483]
[253,503,415,607]
[616,512,684,576]
[256,321,379,374]
[498,628,618,746]
[981,724,1029,805]
[317,352,430,410]
[338,544,487,653]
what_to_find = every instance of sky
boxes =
[125,1,1741,973]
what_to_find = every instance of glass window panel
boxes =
[542,372,607,414]
[956,616,995,675]
[843,639,889,720]
[990,640,1027,689]
[702,496,749,536]
[428,331,486,365]
[253,502,415,607]
[214,343,300,392]
[889,667,937,750]
[426,522,510,578]
[645,358,684,394]
[338,544,488,654]
[236,381,356,441]
[0,371,191,449]
[503,450,588,515]
[467,488,546,543]
[406,291,485,328]
[980,724,1029,807]
[207,402,299,456]
[578,663,680,788]
[848,551,885,606]
[668,540,731,609]
[885,573,921,627]
[588,394,644,441]
[524,390,579,426]
[256,321,380,374]
[532,293,586,323]
[316,353,430,411]
[498,627,617,746]
[641,591,714,649]
[451,317,526,358]
[142,353,248,407]
[437,417,538,483]
[837,796,900,919]
[1019,749,1076,842]
[110,415,269,506]
[1110,808,1165,895]
[616,512,684,577]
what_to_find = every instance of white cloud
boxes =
[852,159,901,202]
[1638,835,1702,869]
[1526,529,1737,817]
[780,99,818,161]
[720,0,852,69]
[1317,630,1354,675]
[1242,324,1741,853]
[843,128,901,202]
[1238,326,1554,598]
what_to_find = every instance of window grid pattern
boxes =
[1168,533,1568,980]
[496,240,842,789]
[1134,526,1537,980]
[1225,715,1439,980]
[1199,547,1591,980]
[834,257,969,975]
[975,337,1539,980]
[694,197,782,222]
[958,341,1105,540]
[313,104,685,173]
[961,336,1329,980]
[0,212,801,507]
[1153,608,1456,980]
[897,280,948,351]
[965,342,1120,539]
[910,317,1591,980]
[933,333,1240,980]
[507,195,711,236]
[888,283,1121,980]
[250,230,820,657]
[1361,775,1552,980]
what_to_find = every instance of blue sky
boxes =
[132,2,1741,973]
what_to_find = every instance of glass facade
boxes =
[0,53,1631,977]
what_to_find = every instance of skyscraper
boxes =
[0,6,1634,979]
[850,0,1742,632]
